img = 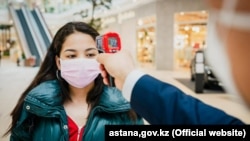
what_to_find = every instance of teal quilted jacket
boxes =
[10,80,143,141]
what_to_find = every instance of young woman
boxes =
[5,22,143,141]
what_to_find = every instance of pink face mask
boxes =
[60,58,100,88]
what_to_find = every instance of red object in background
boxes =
[193,43,200,49]
[96,32,121,53]
[24,56,36,67]
[193,43,200,53]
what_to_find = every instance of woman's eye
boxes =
[67,55,76,58]
[86,53,97,58]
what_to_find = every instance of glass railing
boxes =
[32,0,88,14]
[0,0,88,13]
[41,0,90,14]
[0,0,7,10]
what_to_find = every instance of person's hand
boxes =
[96,50,136,90]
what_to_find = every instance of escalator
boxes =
[31,6,52,52]
[8,3,52,66]
[15,8,41,66]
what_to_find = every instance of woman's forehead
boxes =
[61,33,96,49]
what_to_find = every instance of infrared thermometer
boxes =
[96,32,121,87]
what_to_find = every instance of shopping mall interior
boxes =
[0,0,250,140]
[0,0,210,70]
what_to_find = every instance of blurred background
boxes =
[1,1,249,140]
[0,0,208,70]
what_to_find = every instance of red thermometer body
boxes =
[96,32,121,87]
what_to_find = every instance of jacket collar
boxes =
[25,80,62,107]
[25,80,130,114]
[97,86,130,112]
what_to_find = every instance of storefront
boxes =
[99,0,208,70]
[136,16,156,68]
[40,0,207,70]
[174,11,208,69]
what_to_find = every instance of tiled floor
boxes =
[140,68,250,124]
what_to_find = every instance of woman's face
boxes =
[56,32,99,69]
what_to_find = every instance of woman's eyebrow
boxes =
[85,48,98,52]
[64,49,76,52]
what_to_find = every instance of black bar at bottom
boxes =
[105,125,250,140]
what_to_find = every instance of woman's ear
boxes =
[55,56,61,70]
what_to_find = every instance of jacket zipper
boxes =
[77,126,81,141]
[80,106,131,139]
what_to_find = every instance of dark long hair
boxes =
[4,21,139,136]
[4,22,105,136]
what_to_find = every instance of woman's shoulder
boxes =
[98,86,130,110]
[25,80,62,106]
[27,80,60,96]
